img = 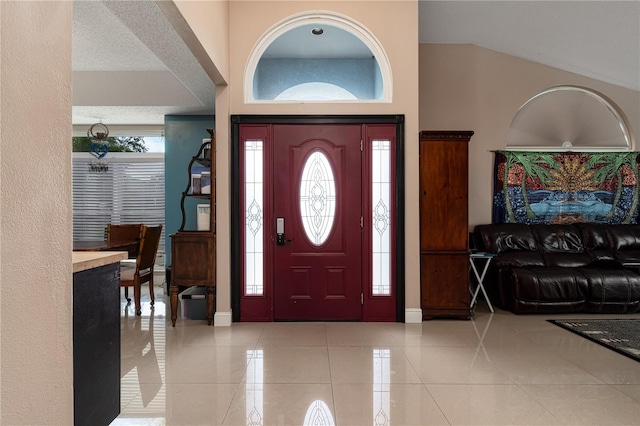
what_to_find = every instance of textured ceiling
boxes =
[72,0,215,127]
[71,1,640,128]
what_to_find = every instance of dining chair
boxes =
[107,223,143,258]
[120,225,163,315]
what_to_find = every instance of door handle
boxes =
[277,235,292,245]
[276,217,292,245]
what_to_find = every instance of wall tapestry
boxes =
[493,151,640,224]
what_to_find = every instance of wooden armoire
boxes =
[419,130,474,319]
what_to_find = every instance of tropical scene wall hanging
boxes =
[492,151,640,224]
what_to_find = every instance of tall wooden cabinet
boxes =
[419,131,474,319]
[170,129,216,326]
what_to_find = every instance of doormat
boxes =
[548,319,640,362]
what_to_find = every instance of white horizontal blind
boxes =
[72,153,166,267]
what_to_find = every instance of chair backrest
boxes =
[136,225,163,273]
[107,223,143,258]
[107,223,143,242]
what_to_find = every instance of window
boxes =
[244,140,265,296]
[299,150,336,246]
[371,140,391,295]
[72,152,166,267]
[275,82,357,101]
[246,11,392,102]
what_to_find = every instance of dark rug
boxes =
[548,319,640,362]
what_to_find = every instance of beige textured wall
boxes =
[172,0,233,323]
[183,0,421,316]
[419,43,640,228]
[0,1,73,424]
[229,0,421,312]
[172,0,230,85]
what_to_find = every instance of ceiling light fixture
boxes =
[311,27,324,36]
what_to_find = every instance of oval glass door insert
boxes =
[300,150,336,246]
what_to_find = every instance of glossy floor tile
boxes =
[112,288,640,426]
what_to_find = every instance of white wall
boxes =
[0,1,74,424]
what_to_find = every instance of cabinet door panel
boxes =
[171,233,215,285]
[419,140,468,251]
[420,253,471,319]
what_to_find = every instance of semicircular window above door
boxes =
[245,11,392,102]
[299,150,336,246]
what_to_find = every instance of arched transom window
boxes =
[245,11,392,103]
[507,85,634,151]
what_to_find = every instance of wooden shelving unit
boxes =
[170,129,216,326]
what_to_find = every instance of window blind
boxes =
[72,153,166,267]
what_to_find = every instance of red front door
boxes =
[273,125,362,320]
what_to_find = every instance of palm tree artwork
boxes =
[497,151,556,223]
[588,152,640,223]
[494,151,640,224]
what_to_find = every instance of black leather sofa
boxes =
[473,223,640,314]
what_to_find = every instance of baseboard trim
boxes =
[214,310,232,327]
[404,308,423,323]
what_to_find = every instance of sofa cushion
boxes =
[530,224,593,266]
[576,223,617,262]
[612,251,640,264]
[606,225,640,264]
[585,259,625,269]
[541,252,592,267]
[531,224,584,253]
[475,224,537,253]
[576,223,610,250]
[493,252,545,269]
[576,267,640,313]
[505,267,587,313]
[606,224,640,250]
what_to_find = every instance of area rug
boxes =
[548,319,640,362]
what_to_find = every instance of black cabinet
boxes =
[73,262,121,426]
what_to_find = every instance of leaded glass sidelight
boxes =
[246,350,264,425]
[245,140,264,296]
[300,150,336,246]
[372,349,391,425]
[372,140,391,295]
[303,400,335,426]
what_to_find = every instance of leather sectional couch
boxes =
[473,223,640,314]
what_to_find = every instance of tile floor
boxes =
[112,287,640,425]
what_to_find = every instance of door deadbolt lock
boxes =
[276,217,292,245]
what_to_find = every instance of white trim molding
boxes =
[73,124,164,137]
[214,310,233,327]
[404,308,423,324]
